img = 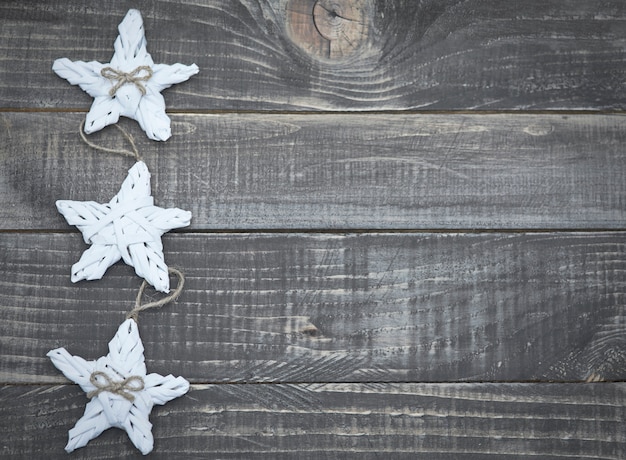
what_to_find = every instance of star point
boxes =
[56,161,191,292]
[53,9,199,141]
[48,319,189,455]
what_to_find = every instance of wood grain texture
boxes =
[2,1,625,457]
[1,232,624,384]
[2,383,624,459]
[1,0,626,111]
[2,112,625,230]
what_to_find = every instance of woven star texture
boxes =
[48,319,189,455]
[53,9,199,141]
[56,161,191,293]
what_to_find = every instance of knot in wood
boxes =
[287,0,370,60]
[87,371,145,402]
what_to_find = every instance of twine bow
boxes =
[101,66,153,96]
[87,371,145,402]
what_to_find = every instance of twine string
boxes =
[87,371,145,402]
[127,267,185,322]
[86,269,185,401]
[101,65,153,96]
[79,120,142,161]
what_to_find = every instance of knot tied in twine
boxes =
[87,371,145,402]
[101,65,153,96]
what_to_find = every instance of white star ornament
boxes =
[48,319,189,455]
[56,161,191,293]
[52,9,199,141]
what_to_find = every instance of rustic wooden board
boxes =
[2,112,625,230]
[2,2,625,458]
[2,232,624,384]
[1,0,626,111]
[2,382,624,459]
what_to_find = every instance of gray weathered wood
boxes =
[2,2,625,458]
[1,232,624,384]
[2,112,625,230]
[1,0,626,111]
[2,382,624,459]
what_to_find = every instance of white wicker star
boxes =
[52,9,199,141]
[56,161,191,293]
[48,318,189,455]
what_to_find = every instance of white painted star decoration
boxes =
[53,9,199,141]
[48,318,189,455]
[56,161,191,293]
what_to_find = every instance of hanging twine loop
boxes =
[83,268,185,402]
[87,371,145,401]
[101,65,153,96]
[127,267,185,322]
[79,119,142,162]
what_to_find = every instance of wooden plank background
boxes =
[2,112,625,230]
[3,383,625,459]
[1,0,625,458]
[2,232,626,384]
[1,0,626,111]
